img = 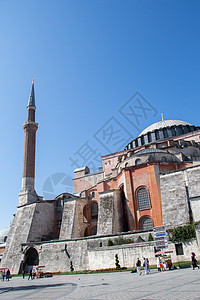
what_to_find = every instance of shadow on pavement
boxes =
[0,282,77,293]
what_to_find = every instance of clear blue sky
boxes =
[0,0,200,229]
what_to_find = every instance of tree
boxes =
[115,254,120,269]
[70,261,74,272]
[148,233,154,241]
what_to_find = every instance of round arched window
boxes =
[137,187,151,210]
[135,158,142,165]
[140,216,153,230]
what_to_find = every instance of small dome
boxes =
[0,227,9,244]
[139,120,192,136]
[133,149,169,156]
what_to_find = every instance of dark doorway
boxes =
[24,247,39,268]
[120,186,129,232]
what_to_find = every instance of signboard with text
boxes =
[153,226,168,249]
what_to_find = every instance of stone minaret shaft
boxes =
[21,79,38,191]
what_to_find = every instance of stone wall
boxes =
[160,171,190,228]
[186,166,200,203]
[0,204,37,274]
[1,201,55,274]
[160,166,200,228]
[97,190,122,235]
[20,232,200,274]
[28,201,55,241]
[59,199,76,239]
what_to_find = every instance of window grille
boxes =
[137,187,151,210]
[140,216,153,230]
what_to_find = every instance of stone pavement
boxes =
[0,268,200,299]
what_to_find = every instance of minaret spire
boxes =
[18,79,38,206]
[27,77,35,107]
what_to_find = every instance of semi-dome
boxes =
[0,227,9,244]
[125,119,200,150]
[139,120,193,136]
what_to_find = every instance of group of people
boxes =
[28,268,37,280]
[157,257,171,271]
[136,257,150,275]
[0,269,10,281]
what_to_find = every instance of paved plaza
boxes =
[0,268,200,299]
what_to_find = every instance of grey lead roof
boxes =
[27,79,35,107]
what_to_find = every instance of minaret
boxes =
[18,78,38,206]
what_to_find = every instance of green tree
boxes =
[70,261,74,272]
[167,224,196,243]
[115,254,120,269]
[148,233,154,241]
[107,239,114,246]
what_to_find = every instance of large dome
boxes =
[139,120,192,136]
[125,119,200,150]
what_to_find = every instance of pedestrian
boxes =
[32,268,36,279]
[191,252,199,270]
[6,269,10,281]
[160,260,163,271]
[28,268,32,280]
[22,269,25,279]
[157,257,161,272]
[136,258,142,275]
[143,258,149,275]
[2,269,5,281]
[0,271,3,281]
[147,258,150,273]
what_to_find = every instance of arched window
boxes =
[155,130,160,140]
[140,216,153,230]
[147,132,152,143]
[135,158,142,165]
[92,191,95,198]
[91,202,98,220]
[137,187,151,210]
[163,128,168,138]
[161,156,167,162]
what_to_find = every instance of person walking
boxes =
[143,258,149,275]
[6,269,10,281]
[32,268,36,279]
[2,270,5,281]
[157,257,161,272]
[191,252,199,270]
[136,258,142,275]
[28,268,33,280]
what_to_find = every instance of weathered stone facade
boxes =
[160,165,200,228]
[2,82,200,274]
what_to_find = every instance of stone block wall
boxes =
[0,204,37,274]
[97,190,122,235]
[59,199,76,239]
[186,166,200,198]
[160,171,190,228]
[160,166,200,227]
[28,201,55,241]
[20,232,200,274]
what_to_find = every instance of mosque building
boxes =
[1,81,200,274]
